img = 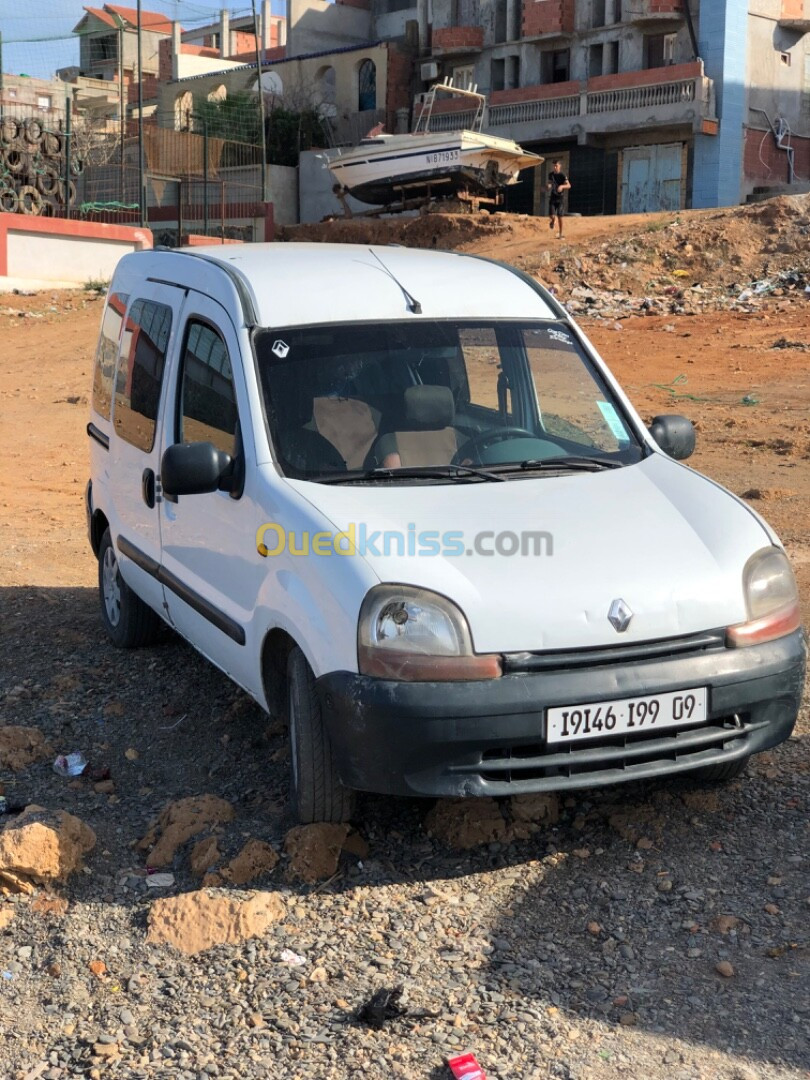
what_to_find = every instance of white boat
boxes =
[326,81,543,206]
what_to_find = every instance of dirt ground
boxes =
[0,208,808,1080]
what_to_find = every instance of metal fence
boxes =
[0,104,267,243]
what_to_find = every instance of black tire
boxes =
[0,188,18,214]
[287,646,354,824]
[17,185,42,216]
[688,755,750,783]
[98,528,161,648]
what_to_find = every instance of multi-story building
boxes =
[407,0,809,212]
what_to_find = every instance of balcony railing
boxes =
[490,95,580,124]
[413,63,715,137]
[587,77,695,114]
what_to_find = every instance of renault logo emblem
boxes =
[271,339,289,358]
[608,598,633,633]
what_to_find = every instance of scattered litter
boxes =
[741,394,759,406]
[646,374,707,402]
[159,713,188,732]
[671,269,689,278]
[356,985,407,1029]
[447,1052,487,1079]
[124,747,139,761]
[279,948,307,966]
[1,971,13,980]
[770,337,808,350]
[52,753,88,778]
[145,872,175,889]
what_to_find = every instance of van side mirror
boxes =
[648,414,695,460]
[161,441,233,496]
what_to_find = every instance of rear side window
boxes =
[113,299,172,452]
[178,321,238,456]
[92,291,128,420]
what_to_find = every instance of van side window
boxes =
[178,322,238,456]
[113,298,172,452]
[92,291,128,420]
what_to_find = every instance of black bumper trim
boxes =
[316,630,806,798]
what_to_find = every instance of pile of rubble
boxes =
[557,268,810,321]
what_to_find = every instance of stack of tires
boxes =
[0,117,83,217]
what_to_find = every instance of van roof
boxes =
[178,242,558,328]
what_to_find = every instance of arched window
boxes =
[317,65,336,108]
[175,90,193,131]
[358,59,376,112]
[207,85,227,104]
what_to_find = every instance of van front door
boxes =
[108,283,187,619]
[158,295,263,699]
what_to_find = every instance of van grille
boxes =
[449,714,760,790]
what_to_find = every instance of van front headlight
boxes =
[358,585,502,680]
[727,547,801,647]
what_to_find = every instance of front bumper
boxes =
[316,629,807,797]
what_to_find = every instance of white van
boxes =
[86,244,806,822]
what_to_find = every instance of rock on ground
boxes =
[146,889,285,954]
[0,804,95,884]
[424,798,509,850]
[0,726,53,770]
[283,823,350,883]
[137,794,235,867]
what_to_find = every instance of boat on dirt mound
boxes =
[326,80,542,209]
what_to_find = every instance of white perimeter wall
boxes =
[6,230,149,283]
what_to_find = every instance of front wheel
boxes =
[287,646,354,824]
[98,528,161,648]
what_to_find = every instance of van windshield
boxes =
[254,320,644,482]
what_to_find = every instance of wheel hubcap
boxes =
[102,546,121,627]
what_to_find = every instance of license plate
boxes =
[546,687,707,745]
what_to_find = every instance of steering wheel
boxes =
[452,426,537,465]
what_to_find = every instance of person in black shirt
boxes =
[547,160,571,239]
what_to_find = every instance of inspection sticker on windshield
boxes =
[546,328,572,344]
[597,400,629,442]
[547,687,707,745]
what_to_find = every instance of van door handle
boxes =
[142,468,156,509]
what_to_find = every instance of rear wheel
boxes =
[688,755,750,783]
[287,646,354,824]
[98,528,161,648]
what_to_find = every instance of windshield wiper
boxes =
[479,455,623,475]
[317,463,506,484]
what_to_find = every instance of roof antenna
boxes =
[368,250,422,314]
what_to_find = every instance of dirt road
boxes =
[0,280,807,1080]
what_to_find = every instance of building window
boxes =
[592,0,606,28]
[645,32,677,68]
[542,49,571,84]
[174,90,193,131]
[8,88,17,99]
[37,95,52,110]
[358,59,376,112]
[452,64,475,88]
[588,44,603,78]
[607,40,619,74]
[780,52,791,67]
[506,55,520,89]
[452,0,479,26]
[317,65,337,107]
[491,58,505,92]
